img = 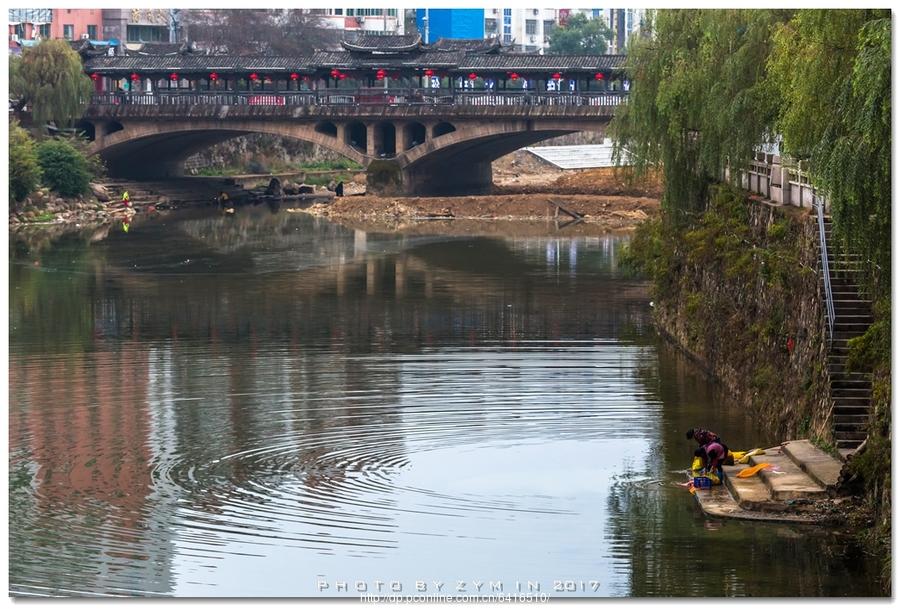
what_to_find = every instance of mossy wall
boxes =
[628,185,833,446]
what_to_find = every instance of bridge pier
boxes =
[365,159,493,197]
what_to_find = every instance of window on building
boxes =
[126,24,166,42]
[333,9,343,15]
[485,19,497,33]
[87,24,97,39]
[14,24,25,38]
[503,8,511,17]
[39,24,50,38]
[525,20,537,35]
[543,20,555,34]
[63,24,74,40]
[503,33,511,44]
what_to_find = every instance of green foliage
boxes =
[616,9,891,294]
[611,10,789,224]
[36,139,92,197]
[10,39,94,129]
[9,121,42,203]
[621,216,680,299]
[847,298,890,373]
[547,13,613,55]
[64,132,107,179]
[299,159,363,171]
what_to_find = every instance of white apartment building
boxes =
[315,8,405,36]
[482,8,645,54]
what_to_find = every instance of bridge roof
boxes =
[84,51,627,75]
[340,33,423,53]
[430,37,502,54]
[461,54,625,72]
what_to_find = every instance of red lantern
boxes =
[290,72,299,81]
[338,73,347,80]
[169,72,178,81]
[594,72,605,81]
[249,72,259,82]
[376,69,386,80]
[209,72,218,82]
[130,72,140,82]
[424,68,434,77]
[509,72,519,80]
[552,72,562,80]
[90,72,99,81]
[330,68,340,78]
[468,72,477,80]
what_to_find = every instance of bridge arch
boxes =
[344,121,367,154]
[91,120,368,179]
[314,121,338,138]
[432,122,456,138]
[402,122,426,151]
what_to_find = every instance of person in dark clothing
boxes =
[687,428,733,466]
[686,428,720,446]
[335,181,344,197]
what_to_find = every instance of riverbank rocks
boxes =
[90,183,111,202]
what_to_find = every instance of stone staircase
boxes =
[821,217,874,454]
[693,440,845,523]
[101,178,247,209]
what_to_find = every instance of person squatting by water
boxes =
[687,427,734,484]
[694,442,728,483]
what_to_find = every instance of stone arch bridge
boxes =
[79,34,627,195]
[84,97,621,195]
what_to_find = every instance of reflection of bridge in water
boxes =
[79,34,628,195]
[64,212,650,349]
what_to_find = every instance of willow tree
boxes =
[769,10,891,293]
[10,39,93,129]
[611,10,791,223]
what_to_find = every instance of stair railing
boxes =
[815,195,835,346]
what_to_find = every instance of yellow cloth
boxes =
[729,448,765,464]
[737,463,771,478]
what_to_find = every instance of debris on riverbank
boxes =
[301,193,659,232]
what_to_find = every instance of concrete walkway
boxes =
[692,440,845,524]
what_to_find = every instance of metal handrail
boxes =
[815,195,835,345]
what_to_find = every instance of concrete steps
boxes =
[820,218,872,452]
[693,440,844,524]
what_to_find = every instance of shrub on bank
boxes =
[9,121,42,203]
[36,138,91,197]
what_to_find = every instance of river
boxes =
[8,207,880,597]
